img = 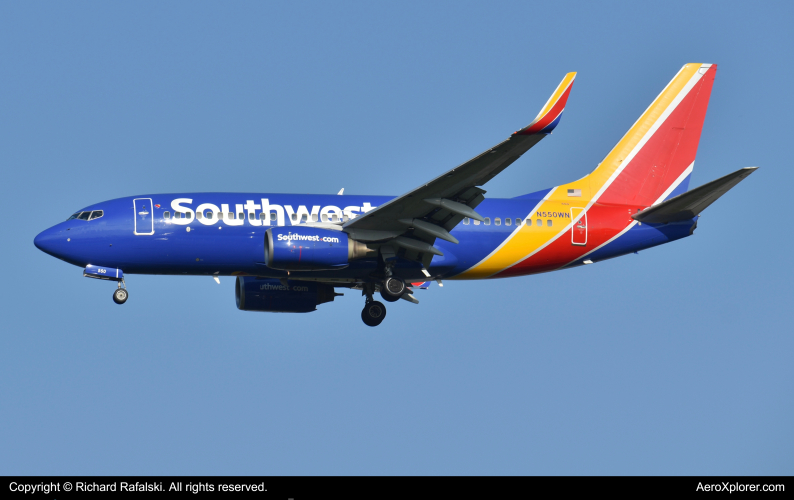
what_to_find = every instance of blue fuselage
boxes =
[34,192,696,282]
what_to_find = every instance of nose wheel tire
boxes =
[361,300,386,327]
[380,276,405,302]
[113,288,128,304]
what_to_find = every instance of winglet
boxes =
[515,72,576,135]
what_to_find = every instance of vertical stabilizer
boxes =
[558,63,716,207]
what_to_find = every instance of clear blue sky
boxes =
[1,1,792,475]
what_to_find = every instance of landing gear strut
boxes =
[113,279,128,304]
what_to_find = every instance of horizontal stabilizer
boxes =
[633,167,757,224]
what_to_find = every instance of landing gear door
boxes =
[134,198,155,235]
[570,207,587,246]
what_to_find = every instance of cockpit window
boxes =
[68,210,104,221]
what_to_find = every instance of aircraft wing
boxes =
[343,72,576,263]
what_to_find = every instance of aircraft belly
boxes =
[573,218,696,265]
[111,228,261,275]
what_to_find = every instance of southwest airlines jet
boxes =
[34,63,755,326]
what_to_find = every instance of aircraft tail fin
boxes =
[632,167,757,223]
[555,63,717,207]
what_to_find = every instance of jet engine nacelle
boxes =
[235,277,338,313]
[264,226,373,271]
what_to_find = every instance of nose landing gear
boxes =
[112,279,128,304]
[82,266,128,305]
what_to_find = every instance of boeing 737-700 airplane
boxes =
[34,63,755,326]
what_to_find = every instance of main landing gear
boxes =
[113,279,128,305]
[360,280,387,327]
[361,299,386,327]
[360,276,408,326]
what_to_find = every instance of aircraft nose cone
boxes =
[34,227,63,257]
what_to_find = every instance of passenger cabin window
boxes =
[515,218,521,226]
[196,212,203,219]
[484,218,491,225]
[77,212,91,220]
[206,211,213,219]
[463,217,470,225]
[259,213,266,220]
[88,210,104,220]
[495,218,501,226]
[291,214,297,223]
[547,219,552,227]
[248,213,255,221]
[474,219,480,225]
[270,213,277,221]
[238,213,244,220]
[331,214,338,222]
[301,214,308,223]
[164,211,171,219]
[536,219,542,227]
[505,218,511,226]
[321,214,328,222]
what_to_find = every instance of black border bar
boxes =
[2,476,790,498]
